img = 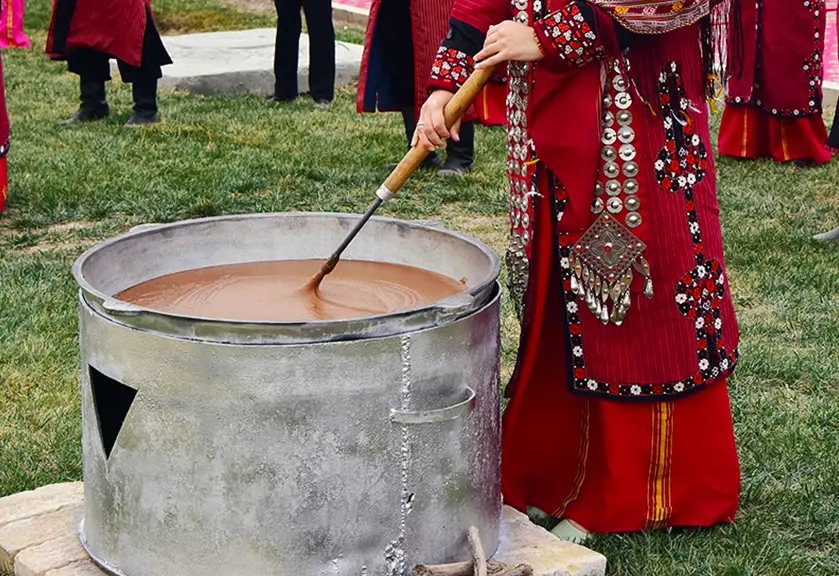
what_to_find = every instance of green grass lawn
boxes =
[1,1,838,574]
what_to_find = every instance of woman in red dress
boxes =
[719,0,831,164]
[416,0,741,537]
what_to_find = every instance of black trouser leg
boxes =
[400,107,416,145]
[117,58,161,125]
[443,120,475,171]
[60,49,110,124]
[302,0,335,102]
[120,9,166,125]
[828,98,839,150]
[274,0,303,101]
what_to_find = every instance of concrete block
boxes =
[0,484,84,529]
[493,507,607,576]
[13,535,89,576]
[44,561,108,576]
[333,4,370,27]
[0,506,81,571]
[824,81,839,105]
[111,29,363,97]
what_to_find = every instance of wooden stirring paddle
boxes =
[304,66,498,293]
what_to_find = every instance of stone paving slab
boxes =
[135,28,364,97]
[44,561,107,576]
[0,506,81,571]
[14,534,90,576]
[494,507,607,576]
[0,484,83,529]
[1,483,605,576]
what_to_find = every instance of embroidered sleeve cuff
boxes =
[533,2,604,69]
[428,47,476,93]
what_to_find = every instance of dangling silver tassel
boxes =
[611,281,622,302]
[634,256,654,299]
[600,301,610,324]
[613,290,632,326]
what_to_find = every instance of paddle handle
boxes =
[377,66,497,199]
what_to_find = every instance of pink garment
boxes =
[1,0,31,48]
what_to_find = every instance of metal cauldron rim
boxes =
[72,212,501,345]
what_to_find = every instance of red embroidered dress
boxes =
[719,0,831,163]
[428,0,741,531]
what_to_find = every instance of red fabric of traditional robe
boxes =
[727,0,826,116]
[430,0,739,400]
[47,0,152,68]
[720,0,829,162]
[427,0,741,531]
[357,0,456,116]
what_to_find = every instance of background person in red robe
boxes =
[47,0,172,126]
[357,0,477,176]
[416,0,741,538]
[0,54,9,215]
[719,0,831,164]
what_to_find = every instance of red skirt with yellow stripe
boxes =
[718,104,831,165]
[500,192,741,533]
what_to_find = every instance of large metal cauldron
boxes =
[72,213,502,576]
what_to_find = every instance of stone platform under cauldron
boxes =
[0,483,606,576]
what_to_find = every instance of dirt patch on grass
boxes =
[1,220,99,255]
[18,239,92,255]
[46,221,98,234]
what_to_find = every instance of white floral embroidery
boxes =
[631,385,642,395]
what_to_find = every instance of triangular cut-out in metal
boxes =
[89,365,137,460]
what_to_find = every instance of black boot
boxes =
[439,120,474,177]
[125,79,160,126]
[58,79,109,125]
[385,108,441,170]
